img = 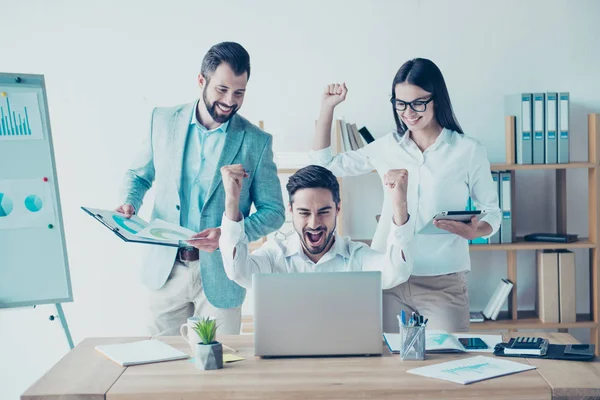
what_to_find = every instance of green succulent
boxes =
[192,317,218,345]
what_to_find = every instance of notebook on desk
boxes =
[494,337,595,361]
[384,331,502,354]
[95,339,189,366]
[502,337,549,356]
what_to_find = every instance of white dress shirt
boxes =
[310,128,501,276]
[219,214,414,289]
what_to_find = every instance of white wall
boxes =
[1,0,600,398]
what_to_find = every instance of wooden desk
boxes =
[22,333,598,400]
[506,332,600,399]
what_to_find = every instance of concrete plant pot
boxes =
[195,342,223,370]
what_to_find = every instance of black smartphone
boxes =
[458,337,488,350]
[358,127,375,144]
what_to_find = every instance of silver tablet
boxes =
[419,210,488,235]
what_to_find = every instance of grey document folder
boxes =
[545,93,558,164]
[253,272,383,357]
[499,172,513,243]
[532,93,545,164]
[558,92,570,163]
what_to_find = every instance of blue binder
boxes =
[545,93,558,164]
[489,172,501,244]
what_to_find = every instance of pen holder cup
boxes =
[399,325,426,360]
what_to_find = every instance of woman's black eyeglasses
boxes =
[390,97,434,112]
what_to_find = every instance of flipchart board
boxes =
[0,73,72,309]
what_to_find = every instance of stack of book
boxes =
[470,279,514,322]
[536,249,576,323]
[336,119,374,152]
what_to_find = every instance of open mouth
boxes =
[216,103,234,113]
[305,230,325,247]
[403,116,421,126]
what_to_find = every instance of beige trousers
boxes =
[146,261,241,337]
[382,271,470,333]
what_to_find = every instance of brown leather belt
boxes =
[178,247,199,262]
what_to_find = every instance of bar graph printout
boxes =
[0,91,44,140]
[407,356,536,385]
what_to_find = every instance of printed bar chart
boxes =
[0,95,31,136]
[0,91,42,140]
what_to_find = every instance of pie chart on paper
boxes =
[24,195,43,212]
[0,193,13,217]
[148,228,190,241]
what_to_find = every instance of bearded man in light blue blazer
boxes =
[116,42,285,336]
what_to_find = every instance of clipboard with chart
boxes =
[81,207,201,247]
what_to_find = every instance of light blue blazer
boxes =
[120,102,285,309]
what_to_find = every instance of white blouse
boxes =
[310,128,501,276]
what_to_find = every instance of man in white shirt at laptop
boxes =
[218,164,413,289]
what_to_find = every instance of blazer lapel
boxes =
[204,115,246,204]
[171,103,195,194]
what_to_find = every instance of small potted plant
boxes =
[192,317,223,370]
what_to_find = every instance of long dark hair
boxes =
[391,58,463,136]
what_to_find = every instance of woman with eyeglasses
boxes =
[310,58,501,333]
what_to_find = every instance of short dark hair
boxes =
[286,165,340,205]
[391,58,463,136]
[200,42,251,80]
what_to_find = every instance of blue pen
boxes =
[404,318,429,358]
[400,310,407,326]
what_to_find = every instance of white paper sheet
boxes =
[0,91,44,140]
[407,355,536,385]
[0,178,54,229]
[135,218,197,243]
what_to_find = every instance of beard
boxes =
[296,221,337,255]
[203,86,239,124]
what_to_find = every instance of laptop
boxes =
[253,271,383,357]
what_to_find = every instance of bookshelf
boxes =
[472,311,597,330]
[469,238,595,252]
[245,116,600,355]
[490,162,596,170]
[470,114,600,355]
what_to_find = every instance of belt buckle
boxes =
[179,246,198,262]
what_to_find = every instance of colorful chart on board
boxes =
[0,193,13,217]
